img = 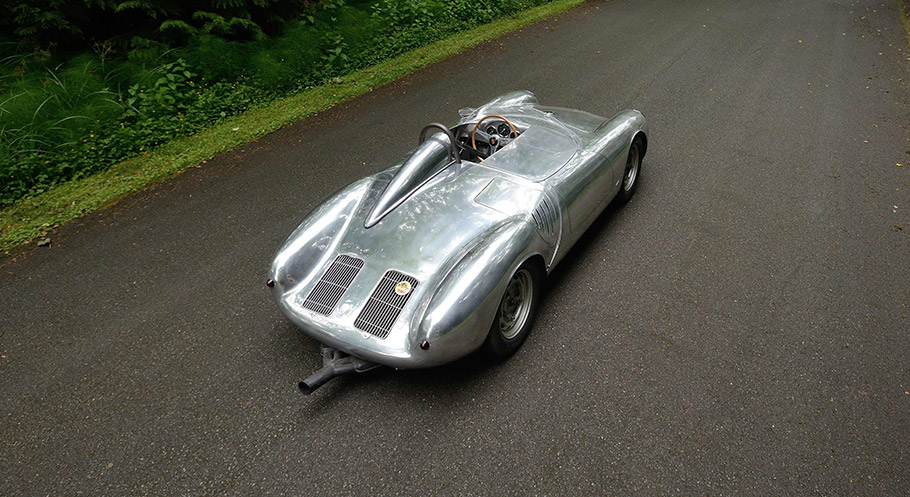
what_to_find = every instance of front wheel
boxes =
[483,262,541,357]
[614,140,642,206]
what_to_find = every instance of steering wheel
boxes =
[471,114,518,159]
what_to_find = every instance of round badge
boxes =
[394,281,412,296]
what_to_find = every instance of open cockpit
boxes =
[364,112,579,228]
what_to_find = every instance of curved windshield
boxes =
[479,125,578,180]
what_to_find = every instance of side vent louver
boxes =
[301,255,364,315]
[531,195,557,239]
[354,270,419,339]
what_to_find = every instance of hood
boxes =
[336,163,541,281]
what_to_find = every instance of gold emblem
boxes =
[394,281,412,296]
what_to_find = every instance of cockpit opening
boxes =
[450,114,524,162]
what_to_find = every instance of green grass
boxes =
[0,0,587,252]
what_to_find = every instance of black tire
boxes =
[614,139,643,206]
[483,261,542,357]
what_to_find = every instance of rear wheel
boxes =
[614,139,642,205]
[484,262,541,357]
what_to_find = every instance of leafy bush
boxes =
[0,1,309,51]
[0,0,555,207]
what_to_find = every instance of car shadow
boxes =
[543,199,626,294]
[298,347,510,410]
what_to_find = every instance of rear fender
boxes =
[269,178,372,297]
[412,219,540,362]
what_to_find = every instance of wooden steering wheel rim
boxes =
[471,114,518,154]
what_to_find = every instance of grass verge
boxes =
[0,0,586,253]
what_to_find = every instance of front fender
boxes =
[412,219,539,363]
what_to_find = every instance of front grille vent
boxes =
[531,195,557,238]
[354,270,419,339]
[301,255,364,315]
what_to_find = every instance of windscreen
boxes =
[481,126,577,180]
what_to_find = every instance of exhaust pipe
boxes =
[299,346,379,395]
[298,362,356,394]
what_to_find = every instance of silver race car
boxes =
[268,91,648,393]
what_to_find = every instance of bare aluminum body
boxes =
[269,91,648,369]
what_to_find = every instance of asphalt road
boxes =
[3,0,909,494]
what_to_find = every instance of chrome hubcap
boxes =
[623,145,639,191]
[498,269,533,340]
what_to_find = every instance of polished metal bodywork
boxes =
[269,91,648,368]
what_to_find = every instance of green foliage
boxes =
[320,0,347,12]
[371,0,435,27]
[1,1,307,51]
[0,55,125,201]
[0,0,556,208]
[2,0,585,251]
[321,34,349,67]
[125,59,197,114]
